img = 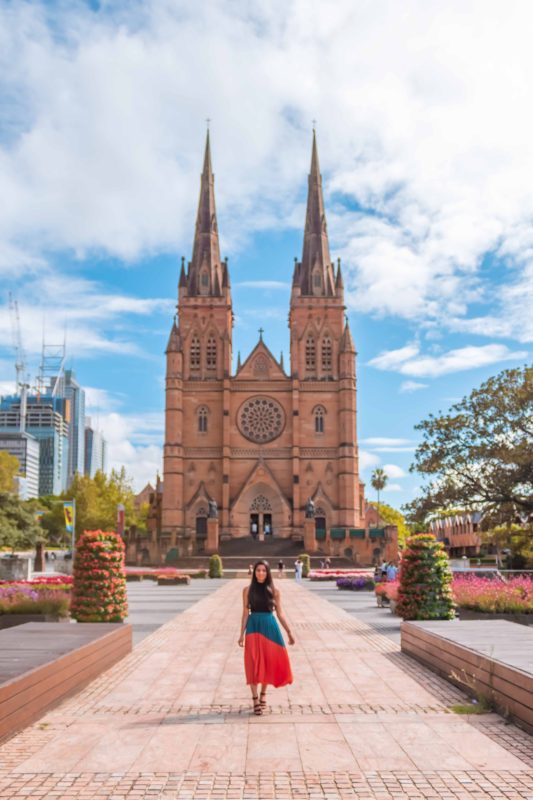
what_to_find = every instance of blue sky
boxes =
[0,1,531,509]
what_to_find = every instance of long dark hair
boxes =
[248,560,275,610]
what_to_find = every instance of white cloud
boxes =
[358,449,380,472]
[0,0,532,345]
[382,464,407,479]
[369,343,528,378]
[98,410,163,491]
[361,437,412,447]
[399,380,428,393]
[235,281,290,289]
[382,483,402,493]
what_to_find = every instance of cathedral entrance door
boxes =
[263,513,272,536]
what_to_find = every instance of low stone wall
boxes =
[401,619,533,734]
[0,557,31,581]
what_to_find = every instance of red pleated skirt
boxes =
[244,611,293,687]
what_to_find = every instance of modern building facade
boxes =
[61,370,86,486]
[0,394,70,496]
[430,512,482,557]
[84,417,107,478]
[0,431,40,499]
[160,133,368,556]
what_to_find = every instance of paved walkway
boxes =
[0,580,531,798]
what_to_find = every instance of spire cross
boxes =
[258,327,264,340]
[206,117,211,130]
[312,118,317,130]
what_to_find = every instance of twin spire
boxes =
[181,131,227,297]
[181,130,340,299]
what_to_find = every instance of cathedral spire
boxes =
[297,131,335,296]
[187,131,223,296]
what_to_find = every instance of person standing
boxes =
[251,521,258,540]
[277,559,284,578]
[386,561,398,582]
[294,558,303,584]
[238,560,294,715]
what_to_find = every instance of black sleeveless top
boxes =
[248,588,274,612]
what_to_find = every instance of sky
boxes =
[0,0,531,510]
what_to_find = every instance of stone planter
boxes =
[458,608,532,626]
[157,576,191,586]
[0,614,70,630]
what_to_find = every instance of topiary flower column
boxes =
[396,533,455,620]
[71,530,128,622]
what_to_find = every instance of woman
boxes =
[238,560,295,715]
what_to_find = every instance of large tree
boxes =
[368,502,409,547]
[63,467,142,538]
[405,366,533,525]
[0,493,44,552]
[370,468,388,526]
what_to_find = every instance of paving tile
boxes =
[0,579,532,799]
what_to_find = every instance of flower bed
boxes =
[71,530,128,623]
[309,569,373,581]
[336,576,375,591]
[453,575,533,614]
[157,575,191,586]
[0,585,70,617]
[125,567,207,581]
[375,580,399,602]
[0,575,73,586]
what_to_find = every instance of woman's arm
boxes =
[238,587,249,647]
[274,588,295,645]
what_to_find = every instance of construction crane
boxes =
[8,292,27,391]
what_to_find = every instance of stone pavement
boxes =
[0,580,531,799]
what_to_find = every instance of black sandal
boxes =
[252,695,262,715]
[260,690,267,708]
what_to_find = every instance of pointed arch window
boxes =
[314,405,325,434]
[200,268,209,295]
[312,269,322,295]
[305,337,316,371]
[190,336,201,370]
[206,336,217,370]
[321,337,332,373]
[198,406,208,433]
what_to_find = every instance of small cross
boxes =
[258,327,264,340]
[206,117,211,129]
[312,118,317,131]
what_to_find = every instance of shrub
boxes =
[374,580,398,601]
[396,534,455,620]
[157,575,191,586]
[336,576,375,590]
[299,553,311,578]
[209,554,223,578]
[71,530,128,623]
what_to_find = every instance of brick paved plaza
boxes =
[0,580,531,799]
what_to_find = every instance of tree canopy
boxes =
[368,501,408,547]
[0,450,20,493]
[40,467,146,541]
[405,366,532,526]
[0,492,44,552]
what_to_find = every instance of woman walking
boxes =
[238,560,294,715]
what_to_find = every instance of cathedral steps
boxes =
[165,554,354,570]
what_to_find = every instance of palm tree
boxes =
[371,468,388,526]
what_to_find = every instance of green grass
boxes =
[449,700,491,715]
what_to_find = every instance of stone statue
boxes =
[305,497,315,519]
[208,498,218,519]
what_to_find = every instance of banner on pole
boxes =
[63,501,74,532]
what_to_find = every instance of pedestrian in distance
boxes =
[294,558,303,584]
[238,560,294,715]
[278,559,284,578]
[386,561,398,582]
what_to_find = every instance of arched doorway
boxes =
[195,506,208,552]
[315,506,326,535]
[249,494,273,538]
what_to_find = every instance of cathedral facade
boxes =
[161,133,366,552]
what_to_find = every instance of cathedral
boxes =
[160,132,369,556]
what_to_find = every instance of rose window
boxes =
[237,396,285,443]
